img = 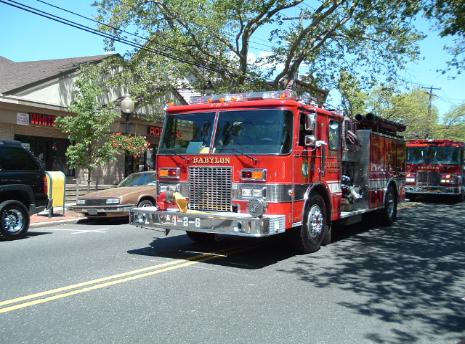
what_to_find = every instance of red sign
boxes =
[148,126,182,138]
[148,126,163,137]
[30,113,56,127]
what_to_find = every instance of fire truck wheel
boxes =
[322,225,332,246]
[186,231,216,244]
[290,194,328,253]
[381,184,397,225]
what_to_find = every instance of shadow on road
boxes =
[127,201,464,342]
[77,217,129,226]
[128,233,297,269]
[279,202,465,343]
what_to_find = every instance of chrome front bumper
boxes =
[405,186,462,195]
[129,207,286,237]
[69,204,136,215]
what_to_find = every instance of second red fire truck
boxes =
[406,139,465,200]
[130,90,406,253]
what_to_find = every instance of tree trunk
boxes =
[75,175,80,203]
[87,168,92,193]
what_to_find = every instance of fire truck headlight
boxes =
[406,177,415,183]
[241,188,252,197]
[252,188,265,198]
[158,183,180,194]
[441,174,458,184]
[248,198,267,218]
[241,187,266,198]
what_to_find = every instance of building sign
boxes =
[148,126,182,138]
[148,126,163,137]
[16,113,30,126]
[30,113,56,127]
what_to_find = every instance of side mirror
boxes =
[305,112,317,131]
[305,135,317,147]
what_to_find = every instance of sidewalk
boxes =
[30,207,83,228]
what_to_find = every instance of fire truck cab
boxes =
[406,139,465,200]
[130,90,406,253]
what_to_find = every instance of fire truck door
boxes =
[294,111,322,224]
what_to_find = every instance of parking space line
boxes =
[45,228,108,235]
[0,244,252,314]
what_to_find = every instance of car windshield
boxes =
[407,146,461,165]
[158,112,215,154]
[214,109,293,154]
[118,173,157,187]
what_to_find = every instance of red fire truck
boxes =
[406,139,465,200]
[130,90,406,253]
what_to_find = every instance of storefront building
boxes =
[0,55,193,185]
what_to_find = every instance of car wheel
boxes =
[137,199,155,208]
[0,200,30,240]
[186,231,216,243]
[289,194,329,253]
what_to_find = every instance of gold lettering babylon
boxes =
[192,157,231,164]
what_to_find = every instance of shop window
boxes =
[15,135,74,176]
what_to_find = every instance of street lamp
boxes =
[121,94,135,134]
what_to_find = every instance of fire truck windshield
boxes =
[214,109,293,154]
[407,146,461,165]
[158,112,215,154]
[159,109,293,155]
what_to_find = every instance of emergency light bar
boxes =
[189,90,297,105]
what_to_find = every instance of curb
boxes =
[30,218,82,228]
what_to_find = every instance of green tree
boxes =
[424,0,465,72]
[366,87,438,139]
[435,103,465,140]
[338,71,368,117]
[95,0,423,98]
[56,64,146,191]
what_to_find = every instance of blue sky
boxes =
[1,0,464,117]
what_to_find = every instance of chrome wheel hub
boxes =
[3,209,24,234]
[307,204,323,239]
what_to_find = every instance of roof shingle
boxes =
[0,54,112,94]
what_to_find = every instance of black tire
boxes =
[0,200,30,240]
[380,184,397,226]
[137,199,155,207]
[186,231,216,243]
[322,224,332,246]
[289,194,329,253]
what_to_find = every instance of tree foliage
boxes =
[95,0,423,98]
[363,87,438,139]
[435,103,465,140]
[338,71,367,116]
[56,63,147,189]
[423,0,465,72]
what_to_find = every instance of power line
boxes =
[35,0,275,54]
[33,0,243,73]
[35,0,148,42]
[421,85,441,121]
[0,0,238,77]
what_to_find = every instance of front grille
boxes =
[83,199,107,206]
[417,171,441,186]
[188,166,232,212]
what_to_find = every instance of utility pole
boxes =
[421,85,441,139]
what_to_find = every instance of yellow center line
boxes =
[0,245,251,314]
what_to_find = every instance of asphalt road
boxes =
[1,200,464,344]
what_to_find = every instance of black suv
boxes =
[0,140,49,239]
